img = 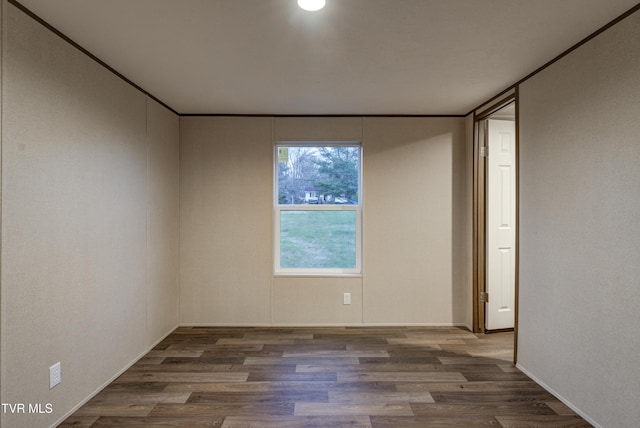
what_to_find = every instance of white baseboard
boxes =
[180,322,470,328]
[49,325,178,428]
[516,363,602,428]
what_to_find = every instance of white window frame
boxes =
[274,141,362,276]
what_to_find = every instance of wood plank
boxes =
[129,363,237,372]
[242,333,314,340]
[370,415,499,426]
[101,382,169,393]
[397,380,545,393]
[135,357,166,365]
[72,404,155,417]
[545,400,580,416]
[188,390,328,404]
[200,344,265,351]
[387,338,450,347]
[283,350,390,358]
[329,391,434,404]
[247,372,337,382]
[86,392,191,405]
[150,402,294,417]
[132,363,296,374]
[56,416,99,427]
[114,372,249,383]
[495,414,593,427]
[358,356,441,364]
[90,416,224,426]
[296,363,437,373]
[244,356,359,365]
[222,415,372,428]
[431,390,555,404]
[164,381,336,393]
[146,350,204,358]
[410,402,556,416]
[460,372,531,382]
[328,382,398,393]
[217,338,296,345]
[438,356,510,365]
[295,402,414,416]
[338,372,467,383]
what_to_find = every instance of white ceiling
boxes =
[16,0,640,115]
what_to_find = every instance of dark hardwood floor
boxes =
[59,327,590,427]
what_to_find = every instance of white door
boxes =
[486,119,516,330]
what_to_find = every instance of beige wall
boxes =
[273,116,363,141]
[0,4,179,427]
[179,116,468,326]
[146,98,180,344]
[179,117,273,325]
[273,276,363,325]
[518,10,640,428]
[363,118,465,324]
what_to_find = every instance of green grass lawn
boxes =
[280,210,356,269]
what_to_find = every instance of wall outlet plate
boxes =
[50,362,61,389]
[343,292,351,305]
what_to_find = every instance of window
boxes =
[274,143,362,275]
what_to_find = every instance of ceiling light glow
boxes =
[298,0,325,12]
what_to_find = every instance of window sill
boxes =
[273,273,363,279]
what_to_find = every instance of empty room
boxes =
[1,1,639,427]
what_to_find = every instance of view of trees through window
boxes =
[278,146,359,205]
[275,144,361,272]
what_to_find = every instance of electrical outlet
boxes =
[49,362,61,389]
[343,292,351,305]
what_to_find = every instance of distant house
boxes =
[304,186,322,204]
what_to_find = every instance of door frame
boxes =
[472,90,520,363]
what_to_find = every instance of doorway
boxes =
[473,96,518,360]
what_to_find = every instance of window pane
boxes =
[280,210,356,269]
[278,146,359,205]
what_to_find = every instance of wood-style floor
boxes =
[59,327,590,427]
